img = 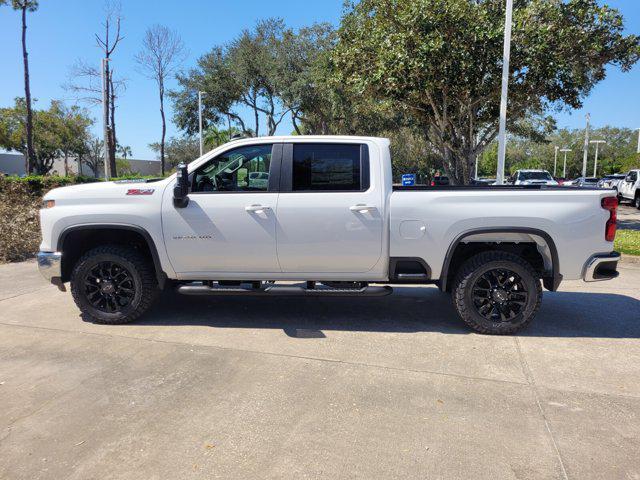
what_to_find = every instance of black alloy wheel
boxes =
[83,261,136,313]
[470,268,528,323]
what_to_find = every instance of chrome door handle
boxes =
[245,204,270,212]
[349,204,376,213]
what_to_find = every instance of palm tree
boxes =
[117,144,132,160]
[1,0,39,173]
[204,125,242,149]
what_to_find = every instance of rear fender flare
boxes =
[439,227,561,292]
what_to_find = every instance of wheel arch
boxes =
[439,227,561,292]
[57,224,167,288]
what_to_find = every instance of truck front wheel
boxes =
[452,251,542,335]
[70,245,158,324]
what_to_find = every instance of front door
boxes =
[275,142,384,273]
[162,143,281,275]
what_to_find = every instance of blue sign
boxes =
[402,174,416,186]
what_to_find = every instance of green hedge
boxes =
[0,175,161,263]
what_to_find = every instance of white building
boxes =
[0,152,162,177]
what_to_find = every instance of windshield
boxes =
[518,171,552,181]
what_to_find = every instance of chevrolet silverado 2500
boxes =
[37,136,620,334]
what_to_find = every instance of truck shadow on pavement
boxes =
[130,286,640,339]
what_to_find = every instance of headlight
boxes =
[42,199,56,209]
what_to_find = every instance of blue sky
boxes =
[0,0,638,160]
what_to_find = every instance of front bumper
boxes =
[37,251,65,290]
[583,252,620,282]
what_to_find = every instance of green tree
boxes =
[115,158,135,176]
[171,19,336,138]
[333,0,640,184]
[56,103,93,176]
[1,0,39,173]
[0,99,93,174]
[203,125,242,149]
[82,137,104,176]
[149,136,199,170]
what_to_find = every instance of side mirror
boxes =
[173,163,190,208]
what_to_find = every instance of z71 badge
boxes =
[126,189,155,195]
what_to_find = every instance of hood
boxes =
[517,179,558,186]
[43,178,167,202]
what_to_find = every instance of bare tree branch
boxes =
[135,24,186,174]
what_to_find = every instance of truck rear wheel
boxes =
[452,251,542,335]
[70,245,158,324]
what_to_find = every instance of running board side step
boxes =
[176,284,393,297]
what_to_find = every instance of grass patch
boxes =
[615,229,640,256]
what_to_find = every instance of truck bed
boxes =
[393,185,606,191]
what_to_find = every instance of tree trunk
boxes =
[253,107,259,137]
[105,68,118,177]
[159,80,166,176]
[64,151,69,176]
[109,94,117,176]
[21,5,35,174]
[292,112,301,135]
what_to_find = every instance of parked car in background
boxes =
[573,177,600,188]
[511,170,558,186]
[619,169,640,208]
[431,176,450,186]
[598,174,627,193]
[470,178,496,186]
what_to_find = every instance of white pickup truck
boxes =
[619,169,640,208]
[38,136,620,334]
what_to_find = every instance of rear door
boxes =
[275,142,383,273]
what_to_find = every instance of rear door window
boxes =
[292,144,365,192]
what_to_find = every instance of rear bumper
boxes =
[583,252,620,282]
[37,251,65,290]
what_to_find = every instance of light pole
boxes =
[582,113,590,178]
[496,0,513,185]
[560,148,572,178]
[553,145,559,177]
[198,91,206,157]
[589,140,606,177]
[101,57,111,180]
[636,128,640,154]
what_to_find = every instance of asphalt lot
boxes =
[1,259,640,480]
[618,202,640,231]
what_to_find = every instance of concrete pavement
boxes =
[1,260,639,479]
[618,203,640,231]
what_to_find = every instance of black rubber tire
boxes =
[635,193,640,209]
[452,251,542,335]
[70,245,158,324]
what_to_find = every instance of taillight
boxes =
[601,196,617,242]
[431,180,435,187]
